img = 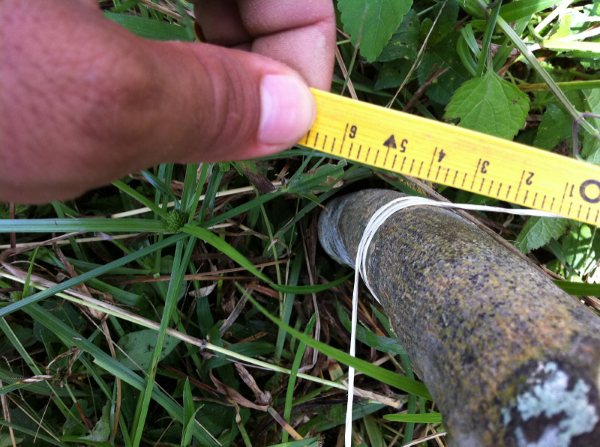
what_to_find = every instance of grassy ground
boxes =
[1,1,599,446]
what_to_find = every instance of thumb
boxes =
[142,41,316,163]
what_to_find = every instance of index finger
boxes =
[195,0,336,89]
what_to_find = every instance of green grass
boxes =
[1,1,599,446]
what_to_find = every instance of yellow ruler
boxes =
[301,89,600,227]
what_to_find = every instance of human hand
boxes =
[0,0,336,203]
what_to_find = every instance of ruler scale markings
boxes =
[515,170,525,203]
[383,148,390,166]
[471,159,481,190]
[303,90,600,226]
[427,148,438,178]
[340,123,349,154]
[559,182,568,213]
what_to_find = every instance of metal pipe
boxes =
[318,189,600,447]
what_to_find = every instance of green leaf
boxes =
[534,103,571,150]
[555,280,600,297]
[383,412,442,423]
[377,10,420,62]
[499,0,559,22]
[364,415,385,447]
[336,303,407,356]
[117,329,180,371]
[375,60,413,90]
[104,12,193,41]
[338,0,413,62]
[81,404,111,442]
[419,31,470,105]
[515,217,569,253]
[0,434,23,447]
[445,71,530,140]
[582,89,600,162]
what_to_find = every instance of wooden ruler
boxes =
[301,89,600,226]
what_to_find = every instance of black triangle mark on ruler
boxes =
[383,135,396,149]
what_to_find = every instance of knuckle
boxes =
[197,49,259,155]
[78,45,161,145]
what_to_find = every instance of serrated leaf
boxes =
[375,60,413,89]
[515,217,569,253]
[534,103,571,150]
[445,71,530,140]
[428,0,460,45]
[419,31,470,105]
[117,329,180,371]
[339,0,413,62]
[377,10,420,62]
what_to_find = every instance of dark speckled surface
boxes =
[319,189,600,447]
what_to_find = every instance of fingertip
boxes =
[256,74,315,153]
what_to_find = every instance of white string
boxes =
[344,196,558,447]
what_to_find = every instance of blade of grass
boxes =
[476,0,502,77]
[0,218,166,233]
[240,285,432,400]
[555,280,600,296]
[113,180,169,219]
[182,224,350,294]
[383,412,442,424]
[130,237,195,446]
[0,234,185,318]
[282,316,316,444]
[23,302,221,446]
[0,271,349,392]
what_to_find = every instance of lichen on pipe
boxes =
[318,189,600,447]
